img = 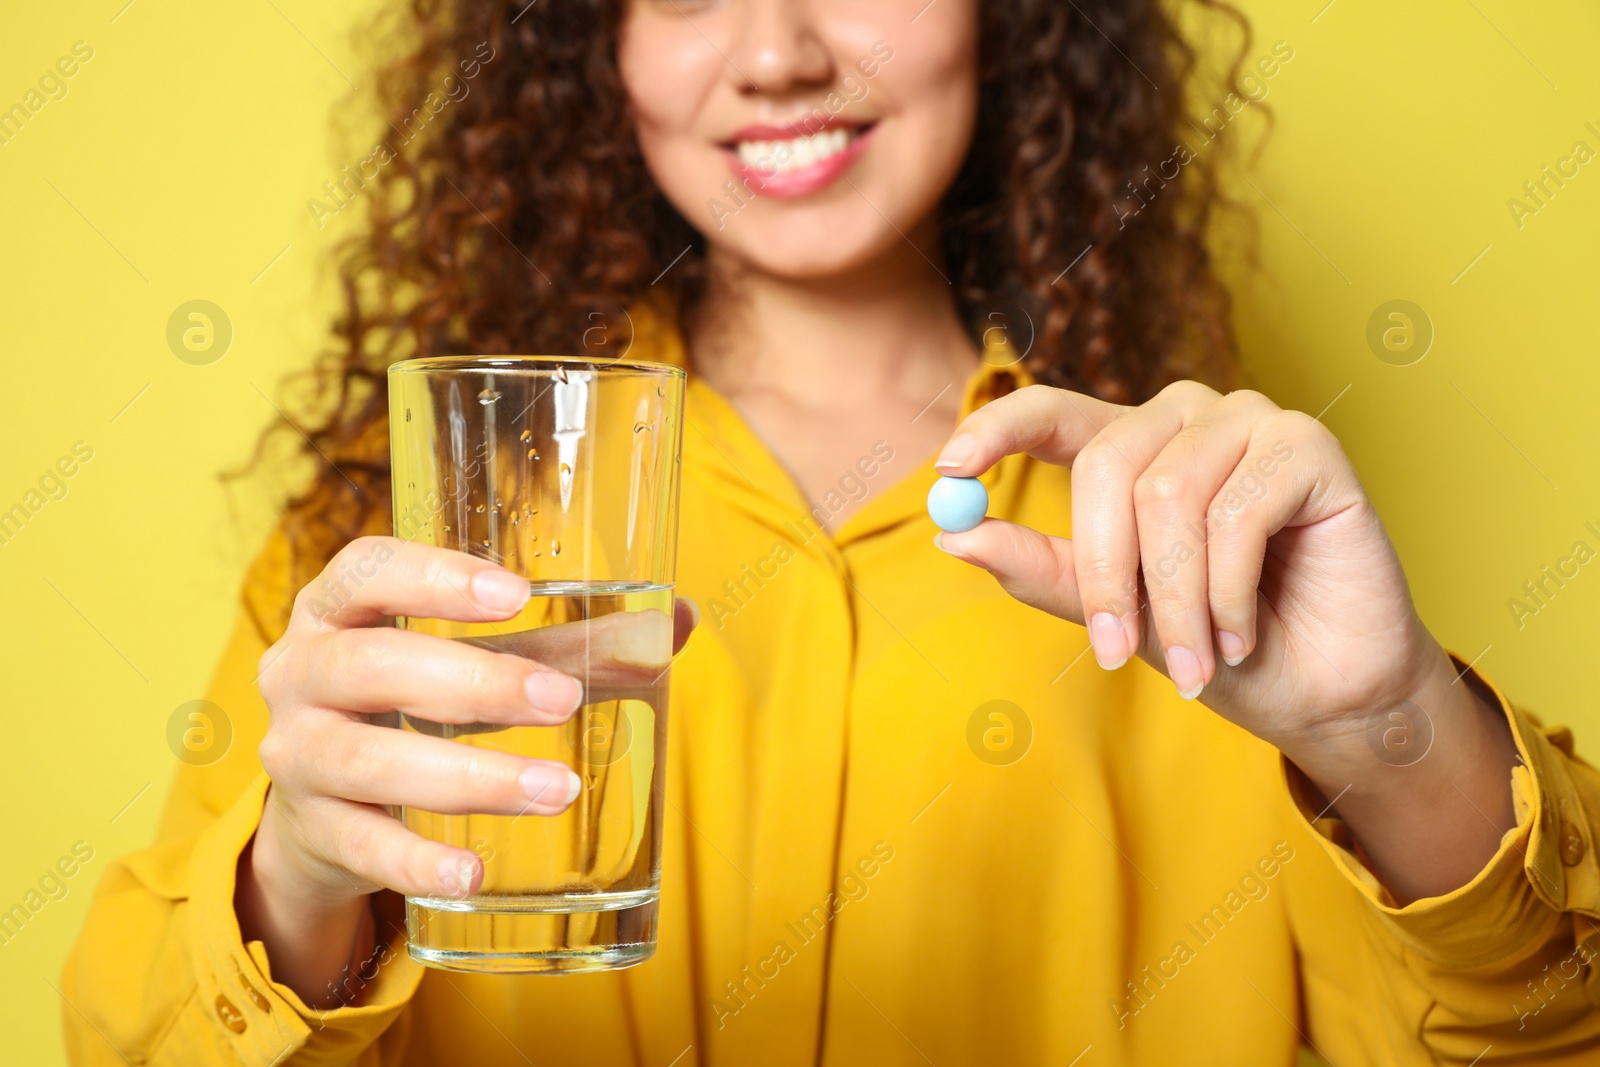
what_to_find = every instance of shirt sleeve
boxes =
[60,600,426,1066]
[1286,655,1600,1063]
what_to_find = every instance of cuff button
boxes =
[1560,820,1586,867]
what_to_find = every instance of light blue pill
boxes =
[927,476,989,533]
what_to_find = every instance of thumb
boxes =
[936,519,1085,625]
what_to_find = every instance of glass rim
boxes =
[388,354,686,379]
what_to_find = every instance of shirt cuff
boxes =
[186,772,425,1066]
[1282,654,1600,968]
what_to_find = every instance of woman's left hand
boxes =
[932,381,1503,807]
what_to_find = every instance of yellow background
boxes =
[1,1,1595,1062]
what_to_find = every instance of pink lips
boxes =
[720,118,876,200]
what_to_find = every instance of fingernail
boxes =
[1088,612,1128,670]
[525,671,582,715]
[437,855,477,898]
[934,434,976,470]
[1217,630,1247,667]
[520,764,581,807]
[1166,646,1204,700]
[472,569,529,613]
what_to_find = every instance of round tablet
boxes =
[927,476,989,533]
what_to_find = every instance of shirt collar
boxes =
[632,307,1035,550]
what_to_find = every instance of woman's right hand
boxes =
[237,536,588,1005]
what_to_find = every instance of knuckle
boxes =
[1142,583,1185,615]
[1160,379,1216,407]
[1270,408,1325,445]
[458,650,507,702]
[1207,494,1249,532]
[290,582,326,623]
[1207,580,1248,617]
[414,551,453,594]
[341,815,381,870]
[1016,383,1056,406]
[1005,526,1065,588]
[258,731,291,780]
[258,642,292,703]
[325,630,392,689]
[1072,442,1126,488]
[1077,552,1122,590]
[456,751,516,807]
[333,729,389,796]
[339,535,384,566]
[1225,388,1274,412]
[1134,467,1188,510]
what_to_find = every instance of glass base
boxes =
[405,889,659,974]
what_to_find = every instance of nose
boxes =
[727,0,834,95]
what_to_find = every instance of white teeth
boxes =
[735,127,857,175]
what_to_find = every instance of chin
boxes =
[709,211,905,282]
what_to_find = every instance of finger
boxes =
[289,537,532,633]
[464,609,682,710]
[933,384,1127,476]
[464,609,675,683]
[288,626,582,723]
[395,604,699,740]
[1134,390,1275,695]
[463,598,695,669]
[1206,411,1361,662]
[294,797,488,900]
[293,718,582,817]
[935,519,1083,622]
[672,597,698,654]
[1066,381,1221,669]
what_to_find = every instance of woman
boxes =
[64,1,1600,1064]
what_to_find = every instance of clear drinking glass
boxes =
[388,355,686,974]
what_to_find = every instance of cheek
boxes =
[876,0,980,105]
[859,12,980,217]
[617,13,724,190]
[878,6,975,126]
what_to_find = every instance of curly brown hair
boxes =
[243,0,1252,638]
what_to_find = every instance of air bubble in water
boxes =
[520,429,532,443]
[634,422,650,434]
[405,408,412,422]
[552,540,561,556]
[477,388,501,405]
[475,504,485,513]
[527,448,539,460]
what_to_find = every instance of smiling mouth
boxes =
[719,120,877,198]
[731,124,870,174]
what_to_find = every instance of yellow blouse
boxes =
[63,327,1600,1066]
